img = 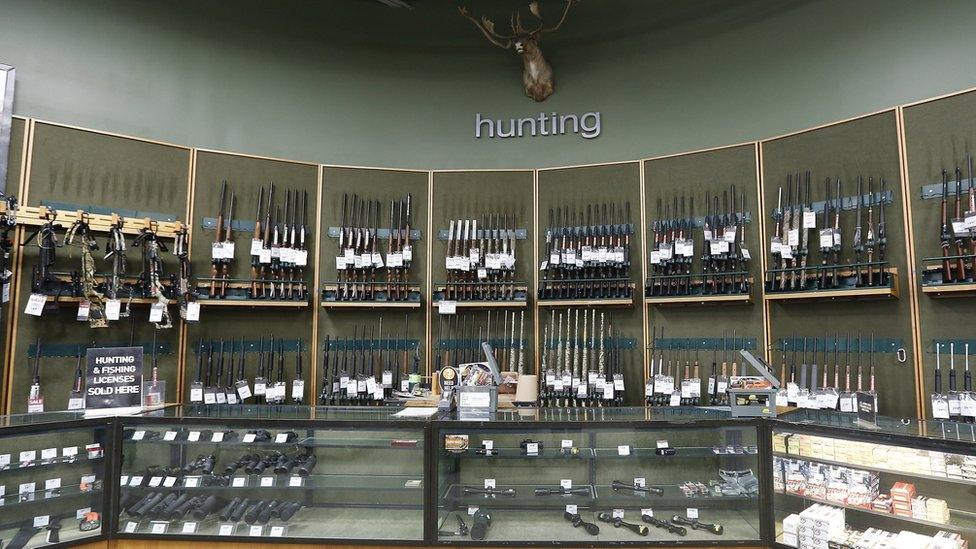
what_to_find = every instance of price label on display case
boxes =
[218,524,234,536]
[566,504,578,514]
[612,509,625,519]
[687,508,699,519]
[124,522,138,534]
[642,508,653,517]
[182,522,198,534]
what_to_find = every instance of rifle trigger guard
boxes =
[896,348,907,363]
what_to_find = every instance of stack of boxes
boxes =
[797,503,846,549]
[825,526,968,549]
[890,482,916,517]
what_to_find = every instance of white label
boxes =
[275,433,289,443]
[237,382,251,401]
[403,245,413,261]
[560,479,572,489]
[635,477,646,488]
[780,246,793,259]
[387,253,402,268]
[151,522,167,534]
[77,300,90,321]
[965,211,976,229]
[561,439,573,449]
[819,230,834,249]
[129,476,143,487]
[186,301,201,322]
[25,293,46,316]
[741,247,751,260]
[218,524,234,536]
[482,440,493,450]
[44,478,60,490]
[0,454,9,468]
[232,476,247,487]
[148,476,162,487]
[1,282,9,303]
[617,445,631,456]
[242,433,256,443]
[642,508,653,518]
[670,394,681,406]
[106,299,121,320]
[131,430,145,441]
[656,440,669,449]
[211,431,224,443]
[931,397,950,419]
[953,219,969,236]
[459,391,491,408]
[438,300,457,314]
[250,239,263,255]
[650,250,661,264]
[19,482,35,494]
[724,227,737,243]
[840,395,855,412]
[149,303,164,323]
[41,448,57,460]
[484,478,495,489]
[211,242,223,260]
[687,508,699,519]
[292,379,304,399]
[525,442,539,455]
[803,211,816,229]
[259,248,271,264]
[787,228,799,247]
[270,526,285,537]
[711,239,729,254]
[76,507,91,519]
[468,506,479,516]
[260,476,274,487]
[187,431,200,442]
[124,522,138,534]
[62,446,78,458]
[189,387,203,403]
[566,504,578,514]
[289,476,303,487]
[184,476,200,488]
[182,522,198,534]
[612,509,625,519]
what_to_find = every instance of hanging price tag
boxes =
[186,301,201,322]
[25,293,46,316]
[438,300,457,315]
[105,299,121,320]
[218,524,234,536]
[182,522,198,534]
[149,303,164,323]
[803,211,816,229]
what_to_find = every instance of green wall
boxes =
[2,0,976,169]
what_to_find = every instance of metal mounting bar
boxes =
[541,337,638,350]
[928,340,976,353]
[648,337,758,351]
[771,190,892,216]
[190,338,309,355]
[437,228,529,241]
[327,226,422,240]
[776,337,902,353]
[26,342,173,358]
[650,212,753,229]
[323,338,420,351]
[920,176,976,200]
[201,217,257,232]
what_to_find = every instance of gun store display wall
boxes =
[1,81,976,549]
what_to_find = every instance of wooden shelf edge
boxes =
[537,298,635,308]
[197,299,309,308]
[921,282,976,297]
[320,301,421,309]
[764,269,899,302]
[43,296,176,305]
[431,300,528,309]
[645,293,753,306]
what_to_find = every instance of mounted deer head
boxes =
[459,0,577,102]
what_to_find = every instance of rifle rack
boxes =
[26,341,173,358]
[190,338,307,354]
[649,337,758,351]
[919,255,976,297]
[537,284,636,308]
[42,295,175,305]
[320,282,422,309]
[10,204,187,239]
[763,271,898,302]
[432,281,528,309]
[193,277,310,307]
[644,272,753,307]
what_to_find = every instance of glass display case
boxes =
[0,412,111,549]
[114,404,429,543]
[771,409,976,549]
[433,407,766,545]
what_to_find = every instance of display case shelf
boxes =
[119,473,422,492]
[645,292,754,307]
[772,451,976,488]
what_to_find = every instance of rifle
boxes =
[282,189,293,299]
[225,337,238,404]
[854,176,865,286]
[819,178,832,289]
[877,177,887,286]
[319,335,331,404]
[28,338,42,409]
[262,182,274,298]
[739,189,749,292]
[865,177,876,286]
[221,190,236,297]
[954,168,967,282]
[770,184,783,291]
[235,336,248,402]
[797,171,811,290]
[251,186,265,298]
[69,345,85,408]
[293,338,304,405]
[338,193,348,299]
[831,178,842,288]
[210,180,227,297]
[215,340,226,404]
[254,336,267,404]
[403,194,413,299]
[780,178,793,291]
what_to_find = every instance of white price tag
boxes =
[182,522,198,534]
[184,476,200,488]
[687,508,699,519]
[76,507,91,519]
[19,482,35,494]
[41,448,57,460]
[129,476,143,487]
[617,445,631,456]
[186,301,201,322]
[484,478,495,489]
[124,522,138,534]
[149,303,164,323]
[62,446,78,458]
[151,522,167,534]
[259,248,271,264]
[242,433,256,443]
[131,430,146,441]
[482,440,493,450]
[148,476,162,487]
[261,476,275,487]
[275,433,289,443]
[468,506,479,516]
[803,211,816,229]
[106,299,121,320]
[560,479,572,489]
[249,525,263,537]
[187,431,200,442]
[270,526,286,537]
[525,442,539,455]
[787,228,799,247]
[561,439,573,449]
[211,431,224,443]
[438,300,457,314]
[218,524,234,536]
[612,509,625,519]
[44,478,60,490]
[656,440,669,449]
[289,476,303,487]
[232,477,247,487]
[25,293,46,316]
[566,504,578,514]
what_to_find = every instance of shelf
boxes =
[124,432,422,450]
[442,483,597,507]
[196,299,310,308]
[0,454,103,474]
[443,448,596,460]
[321,300,421,309]
[921,282,976,298]
[10,205,187,239]
[645,293,753,307]
[432,299,528,309]
[442,446,754,460]
[538,296,635,308]
[776,490,976,535]
[593,484,759,507]
[42,296,176,305]
[764,269,899,303]
[2,485,102,509]
[772,451,976,488]
[120,473,423,492]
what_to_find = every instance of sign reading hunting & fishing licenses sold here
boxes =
[86,346,143,410]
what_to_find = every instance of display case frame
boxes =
[771,409,976,549]
[110,404,435,546]
[430,408,773,547]
[0,412,115,549]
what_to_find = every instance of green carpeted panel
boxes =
[760,111,917,418]
[431,171,536,373]
[643,144,764,365]
[10,123,190,412]
[185,151,319,402]
[537,163,645,405]
[318,167,430,383]
[902,90,976,407]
